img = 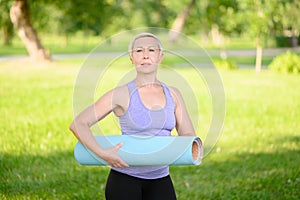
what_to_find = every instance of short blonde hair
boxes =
[128,32,163,54]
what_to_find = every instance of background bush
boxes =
[213,58,237,70]
[269,51,300,74]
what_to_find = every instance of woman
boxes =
[69,32,197,200]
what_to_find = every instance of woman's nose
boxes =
[143,50,149,58]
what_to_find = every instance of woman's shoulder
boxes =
[110,83,130,116]
[165,85,181,96]
[110,83,130,102]
[111,83,129,96]
[164,85,183,106]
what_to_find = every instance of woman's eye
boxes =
[149,48,156,52]
[135,49,143,53]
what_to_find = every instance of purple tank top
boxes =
[113,80,176,179]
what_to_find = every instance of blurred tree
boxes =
[2,0,299,60]
[55,1,110,36]
[165,0,242,47]
[236,0,270,73]
[133,0,173,27]
[50,0,112,49]
[168,0,196,42]
[105,0,174,32]
[10,0,50,61]
[205,0,240,44]
[29,0,61,34]
[275,0,300,47]
[0,1,14,45]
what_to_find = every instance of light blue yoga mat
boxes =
[74,135,202,166]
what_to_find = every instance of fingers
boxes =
[119,159,129,168]
[109,142,129,168]
[114,142,123,150]
[110,159,129,168]
[110,160,129,168]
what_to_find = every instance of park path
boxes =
[1,47,300,64]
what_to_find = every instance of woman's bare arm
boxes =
[69,88,128,168]
[170,86,196,136]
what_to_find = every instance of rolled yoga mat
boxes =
[74,135,202,166]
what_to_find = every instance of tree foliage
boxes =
[0,0,300,47]
[0,0,14,45]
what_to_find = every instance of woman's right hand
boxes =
[100,142,129,168]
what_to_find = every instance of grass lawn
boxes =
[0,58,299,199]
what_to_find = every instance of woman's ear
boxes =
[159,52,164,63]
[129,55,133,64]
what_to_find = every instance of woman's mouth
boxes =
[141,62,152,66]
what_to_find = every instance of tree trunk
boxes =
[168,0,196,42]
[255,37,262,73]
[211,24,226,46]
[10,0,50,61]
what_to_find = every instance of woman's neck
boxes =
[134,74,159,87]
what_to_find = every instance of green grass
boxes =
[0,58,299,199]
[172,70,300,199]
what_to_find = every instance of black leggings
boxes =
[105,169,177,200]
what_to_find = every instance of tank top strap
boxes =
[127,80,136,95]
[160,82,175,107]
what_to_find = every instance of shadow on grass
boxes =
[171,141,300,199]
[1,137,299,200]
[0,150,109,199]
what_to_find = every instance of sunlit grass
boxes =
[0,59,299,199]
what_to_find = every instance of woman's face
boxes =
[130,36,164,71]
